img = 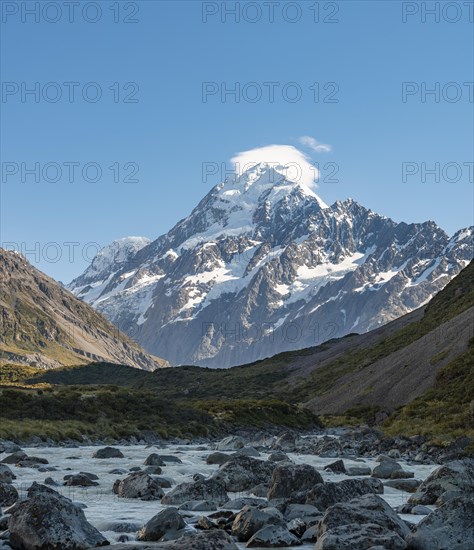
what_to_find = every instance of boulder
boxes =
[318,494,410,539]
[273,432,296,452]
[268,451,289,462]
[346,466,371,476]
[0,482,18,506]
[284,503,320,521]
[267,463,323,500]
[235,447,260,458]
[384,479,421,493]
[211,455,275,492]
[246,525,301,547]
[371,460,404,479]
[406,496,474,549]
[64,474,99,487]
[222,497,266,510]
[314,523,407,550]
[8,484,108,549]
[0,465,15,484]
[179,500,218,511]
[113,472,164,500]
[92,446,124,459]
[306,478,384,511]
[1,451,27,464]
[161,478,228,506]
[216,436,244,451]
[137,507,186,541]
[144,453,165,466]
[324,460,346,474]
[408,458,474,505]
[231,505,284,542]
[207,452,231,465]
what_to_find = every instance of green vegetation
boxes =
[384,337,474,448]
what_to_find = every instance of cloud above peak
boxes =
[231,144,319,190]
[299,135,332,153]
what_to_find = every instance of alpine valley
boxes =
[68,164,473,368]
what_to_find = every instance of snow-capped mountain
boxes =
[68,164,473,367]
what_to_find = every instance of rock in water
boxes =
[161,478,228,505]
[211,455,275,492]
[113,472,164,500]
[246,525,301,547]
[406,496,474,550]
[306,479,383,511]
[92,446,124,459]
[231,505,284,542]
[314,523,407,550]
[8,483,108,549]
[408,458,474,505]
[318,494,410,539]
[216,436,244,451]
[0,465,15,483]
[0,482,18,506]
[112,529,238,549]
[267,464,323,499]
[137,507,186,541]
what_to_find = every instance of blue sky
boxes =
[1,0,473,282]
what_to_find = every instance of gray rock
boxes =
[284,503,320,521]
[232,505,285,542]
[324,460,346,474]
[113,472,164,500]
[384,479,421,493]
[137,507,186,541]
[0,465,15,484]
[411,505,431,515]
[92,446,124,459]
[268,463,323,500]
[346,466,372,476]
[268,451,289,462]
[159,455,183,464]
[318,494,410,539]
[371,460,403,479]
[1,451,27,464]
[143,465,163,475]
[206,452,231,465]
[144,453,165,466]
[249,483,269,497]
[406,496,474,549]
[306,478,384,511]
[234,447,260,458]
[216,436,244,451]
[64,474,99,487]
[8,484,108,549]
[314,523,407,550]
[0,483,18,506]
[246,524,301,547]
[211,455,275,492]
[301,524,319,542]
[409,458,474,505]
[161,478,228,506]
[273,432,296,452]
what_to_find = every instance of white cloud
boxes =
[231,144,319,190]
[299,136,332,153]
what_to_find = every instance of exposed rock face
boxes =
[406,496,474,550]
[8,483,109,549]
[68,165,473,368]
[0,247,166,371]
[408,458,474,505]
[267,463,323,499]
[305,478,384,510]
[136,507,186,542]
[211,455,276,492]
[113,472,164,500]
[161,478,228,506]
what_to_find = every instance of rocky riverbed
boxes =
[0,431,473,549]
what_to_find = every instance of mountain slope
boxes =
[0,248,167,370]
[69,163,473,367]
